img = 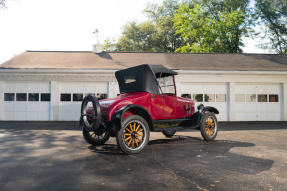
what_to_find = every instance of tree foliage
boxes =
[255,0,287,53]
[103,0,286,53]
[103,0,184,52]
[173,0,251,53]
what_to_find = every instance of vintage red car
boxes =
[80,64,219,154]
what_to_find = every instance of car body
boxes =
[80,64,219,154]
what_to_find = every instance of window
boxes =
[216,94,226,102]
[246,94,256,102]
[85,93,95,97]
[235,94,245,102]
[73,93,83,102]
[157,76,175,94]
[4,93,15,101]
[28,93,39,101]
[269,94,278,102]
[181,94,191,99]
[16,93,27,101]
[194,94,203,102]
[41,93,50,101]
[205,94,215,102]
[124,74,136,84]
[61,94,71,101]
[97,93,107,100]
[258,94,267,102]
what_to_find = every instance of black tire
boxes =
[116,115,150,154]
[162,130,176,138]
[81,122,110,146]
[81,95,101,131]
[200,112,218,141]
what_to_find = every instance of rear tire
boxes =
[162,130,176,138]
[200,112,218,141]
[116,115,150,154]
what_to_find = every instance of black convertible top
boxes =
[115,64,178,94]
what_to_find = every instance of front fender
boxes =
[187,105,219,129]
[111,104,153,131]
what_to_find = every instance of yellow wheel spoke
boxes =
[126,128,132,133]
[135,124,140,132]
[132,139,135,148]
[124,133,131,136]
[128,138,132,146]
[137,134,143,137]
[129,124,133,132]
[137,129,143,133]
[125,136,132,141]
[133,122,136,131]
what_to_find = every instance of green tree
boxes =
[103,0,184,52]
[113,21,158,52]
[255,0,287,53]
[173,0,251,53]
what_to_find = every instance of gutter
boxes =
[1,68,287,75]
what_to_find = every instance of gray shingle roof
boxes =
[1,51,287,71]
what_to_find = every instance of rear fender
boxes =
[111,104,153,131]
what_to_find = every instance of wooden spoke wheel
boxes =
[200,112,218,141]
[117,115,150,154]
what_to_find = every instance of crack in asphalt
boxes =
[150,145,208,191]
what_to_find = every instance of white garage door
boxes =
[234,84,282,121]
[180,83,228,121]
[58,82,108,121]
[3,81,50,120]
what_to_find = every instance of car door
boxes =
[150,94,165,120]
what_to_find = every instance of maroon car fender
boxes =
[111,104,154,131]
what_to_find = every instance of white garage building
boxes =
[0,51,287,121]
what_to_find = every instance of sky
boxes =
[0,0,273,64]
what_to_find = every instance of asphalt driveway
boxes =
[0,121,286,191]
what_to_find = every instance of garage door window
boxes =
[258,94,267,102]
[61,94,71,101]
[16,93,27,101]
[216,94,226,102]
[73,94,83,101]
[235,94,245,102]
[4,93,15,101]
[194,94,203,102]
[181,94,191,99]
[29,93,39,101]
[205,94,215,102]
[41,93,51,101]
[97,93,107,100]
[246,94,256,102]
[269,94,278,102]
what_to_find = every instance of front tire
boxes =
[116,115,150,154]
[200,112,218,141]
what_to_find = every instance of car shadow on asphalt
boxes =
[87,135,273,176]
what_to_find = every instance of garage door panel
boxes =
[58,82,108,121]
[234,83,281,121]
[181,83,228,121]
